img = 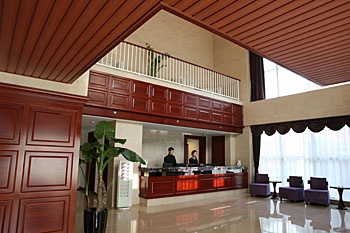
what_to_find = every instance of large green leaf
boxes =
[94,121,115,140]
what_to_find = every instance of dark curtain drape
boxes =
[251,115,350,136]
[249,52,266,174]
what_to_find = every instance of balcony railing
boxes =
[97,41,240,100]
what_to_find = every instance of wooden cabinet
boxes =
[139,172,248,199]
[87,70,244,133]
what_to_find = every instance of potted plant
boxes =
[146,42,169,77]
[80,121,145,233]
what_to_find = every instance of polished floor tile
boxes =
[75,191,350,233]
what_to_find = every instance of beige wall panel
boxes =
[244,84,350,126]
[0,71,89,96]
[126,10,214,70]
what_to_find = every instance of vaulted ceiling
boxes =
[1,0,349,86]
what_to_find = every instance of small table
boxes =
[330,186,350,210]
[270,181,282,199]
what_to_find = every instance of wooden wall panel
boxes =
[0,83,85,233]
[26,107,76,147]
[87,89,108,106]
[0,103,23,144]
[111,76,130,93]
[0,151,17,194]
[0,200,12,233]
[89,71,109,89]
[109,93,130,109]
[17,196,69,233]
[22,152,72,192]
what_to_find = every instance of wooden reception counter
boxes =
[139,166,248,199]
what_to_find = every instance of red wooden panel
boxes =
[198,177,215,192]
[176,178,198,194]
[0,200,12,233]
[168,103,183,117]
[109,93,130,109]
[89,71,108,89]
[0,151,17,193]
[17,196,69,233]
[131,97,149,112]
[222,113,233,125]
[0,103,23,144]
[168,89,183,103]
[233,104,243,116]
[87,89,108,106]
[232,173,248,188]
[184,106,197,119]
[212,100,222,111]
[198,96,210,108]
[184,93,198,106]
[132,81,149,98]
[234,116,243,127]
[22,152,72,192]
[223,102,233,113]
[151,85,167,100]
[27,106,76,147]
[150,179,175,197]
[198,108,210,121]
[150,100,166,115]
[215,176,232,190]
[111,76,130,93]
[211,111,222,123]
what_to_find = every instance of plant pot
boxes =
[84,208,108,233]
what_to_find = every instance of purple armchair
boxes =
[304,177,330,206]
[279,176,304,202]
[250,174,270,197]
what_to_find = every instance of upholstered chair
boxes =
[250,174,271,197]
[304,177,330,206]
[279,176,304,202]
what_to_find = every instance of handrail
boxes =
[97,41,240,100]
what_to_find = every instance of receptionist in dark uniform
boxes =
[189,150,198,165]
[163,147,177,167]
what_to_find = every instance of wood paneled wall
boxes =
[0,83,86,233]
[85,70,244,133]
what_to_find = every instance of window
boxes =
[260,59,350,201]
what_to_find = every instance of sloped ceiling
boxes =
[0,0,349,86]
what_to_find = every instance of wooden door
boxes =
[211,136,225,165]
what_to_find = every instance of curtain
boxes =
[249,52,266,174]
[251,115,350,136]
[259,127,350,201]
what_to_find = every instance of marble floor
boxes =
[75,191,350,233]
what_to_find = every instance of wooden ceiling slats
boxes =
[16,0,56,74]
[23,0,73,77]
[248,4,349,47]
[259,22,349,54]
[214,1,266,29]
[0,0,21,70]
[221,0,293,34]
[0,0,349,85]
[31,0,90,79]
[227,0,310,37]
[191,0,236,21]
[60,1,160,83]
[41,1,110,80]
[7,1,38,73]
[236,0,334,42]
[201,0,255,25]
[273,37,349,61]
[181,0,218,16]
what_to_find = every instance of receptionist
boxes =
[163,147,177,167]
[189,150,198,165]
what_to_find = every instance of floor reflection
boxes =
[75,191,350,233]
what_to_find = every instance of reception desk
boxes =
[139,166,248,199]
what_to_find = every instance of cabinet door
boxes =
[151,85,167,101]
[109,93,130,110]
[150,100,167,115]
[89,71,108,89]
[222,113,233,125]
[184,93,198,107]
[212,100,222,111]
[168,89,183,104]
[131,97,149,112]
[198,96,210,109]
[223,102,233,114]
[184,106,197,120]
[198,108,210,121]
[168,103,183,117]
[111,76,131,94]
[132,81,150,98]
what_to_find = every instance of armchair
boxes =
[304,177,330,206]
[250,174,271,197]
[279,176,304,202]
